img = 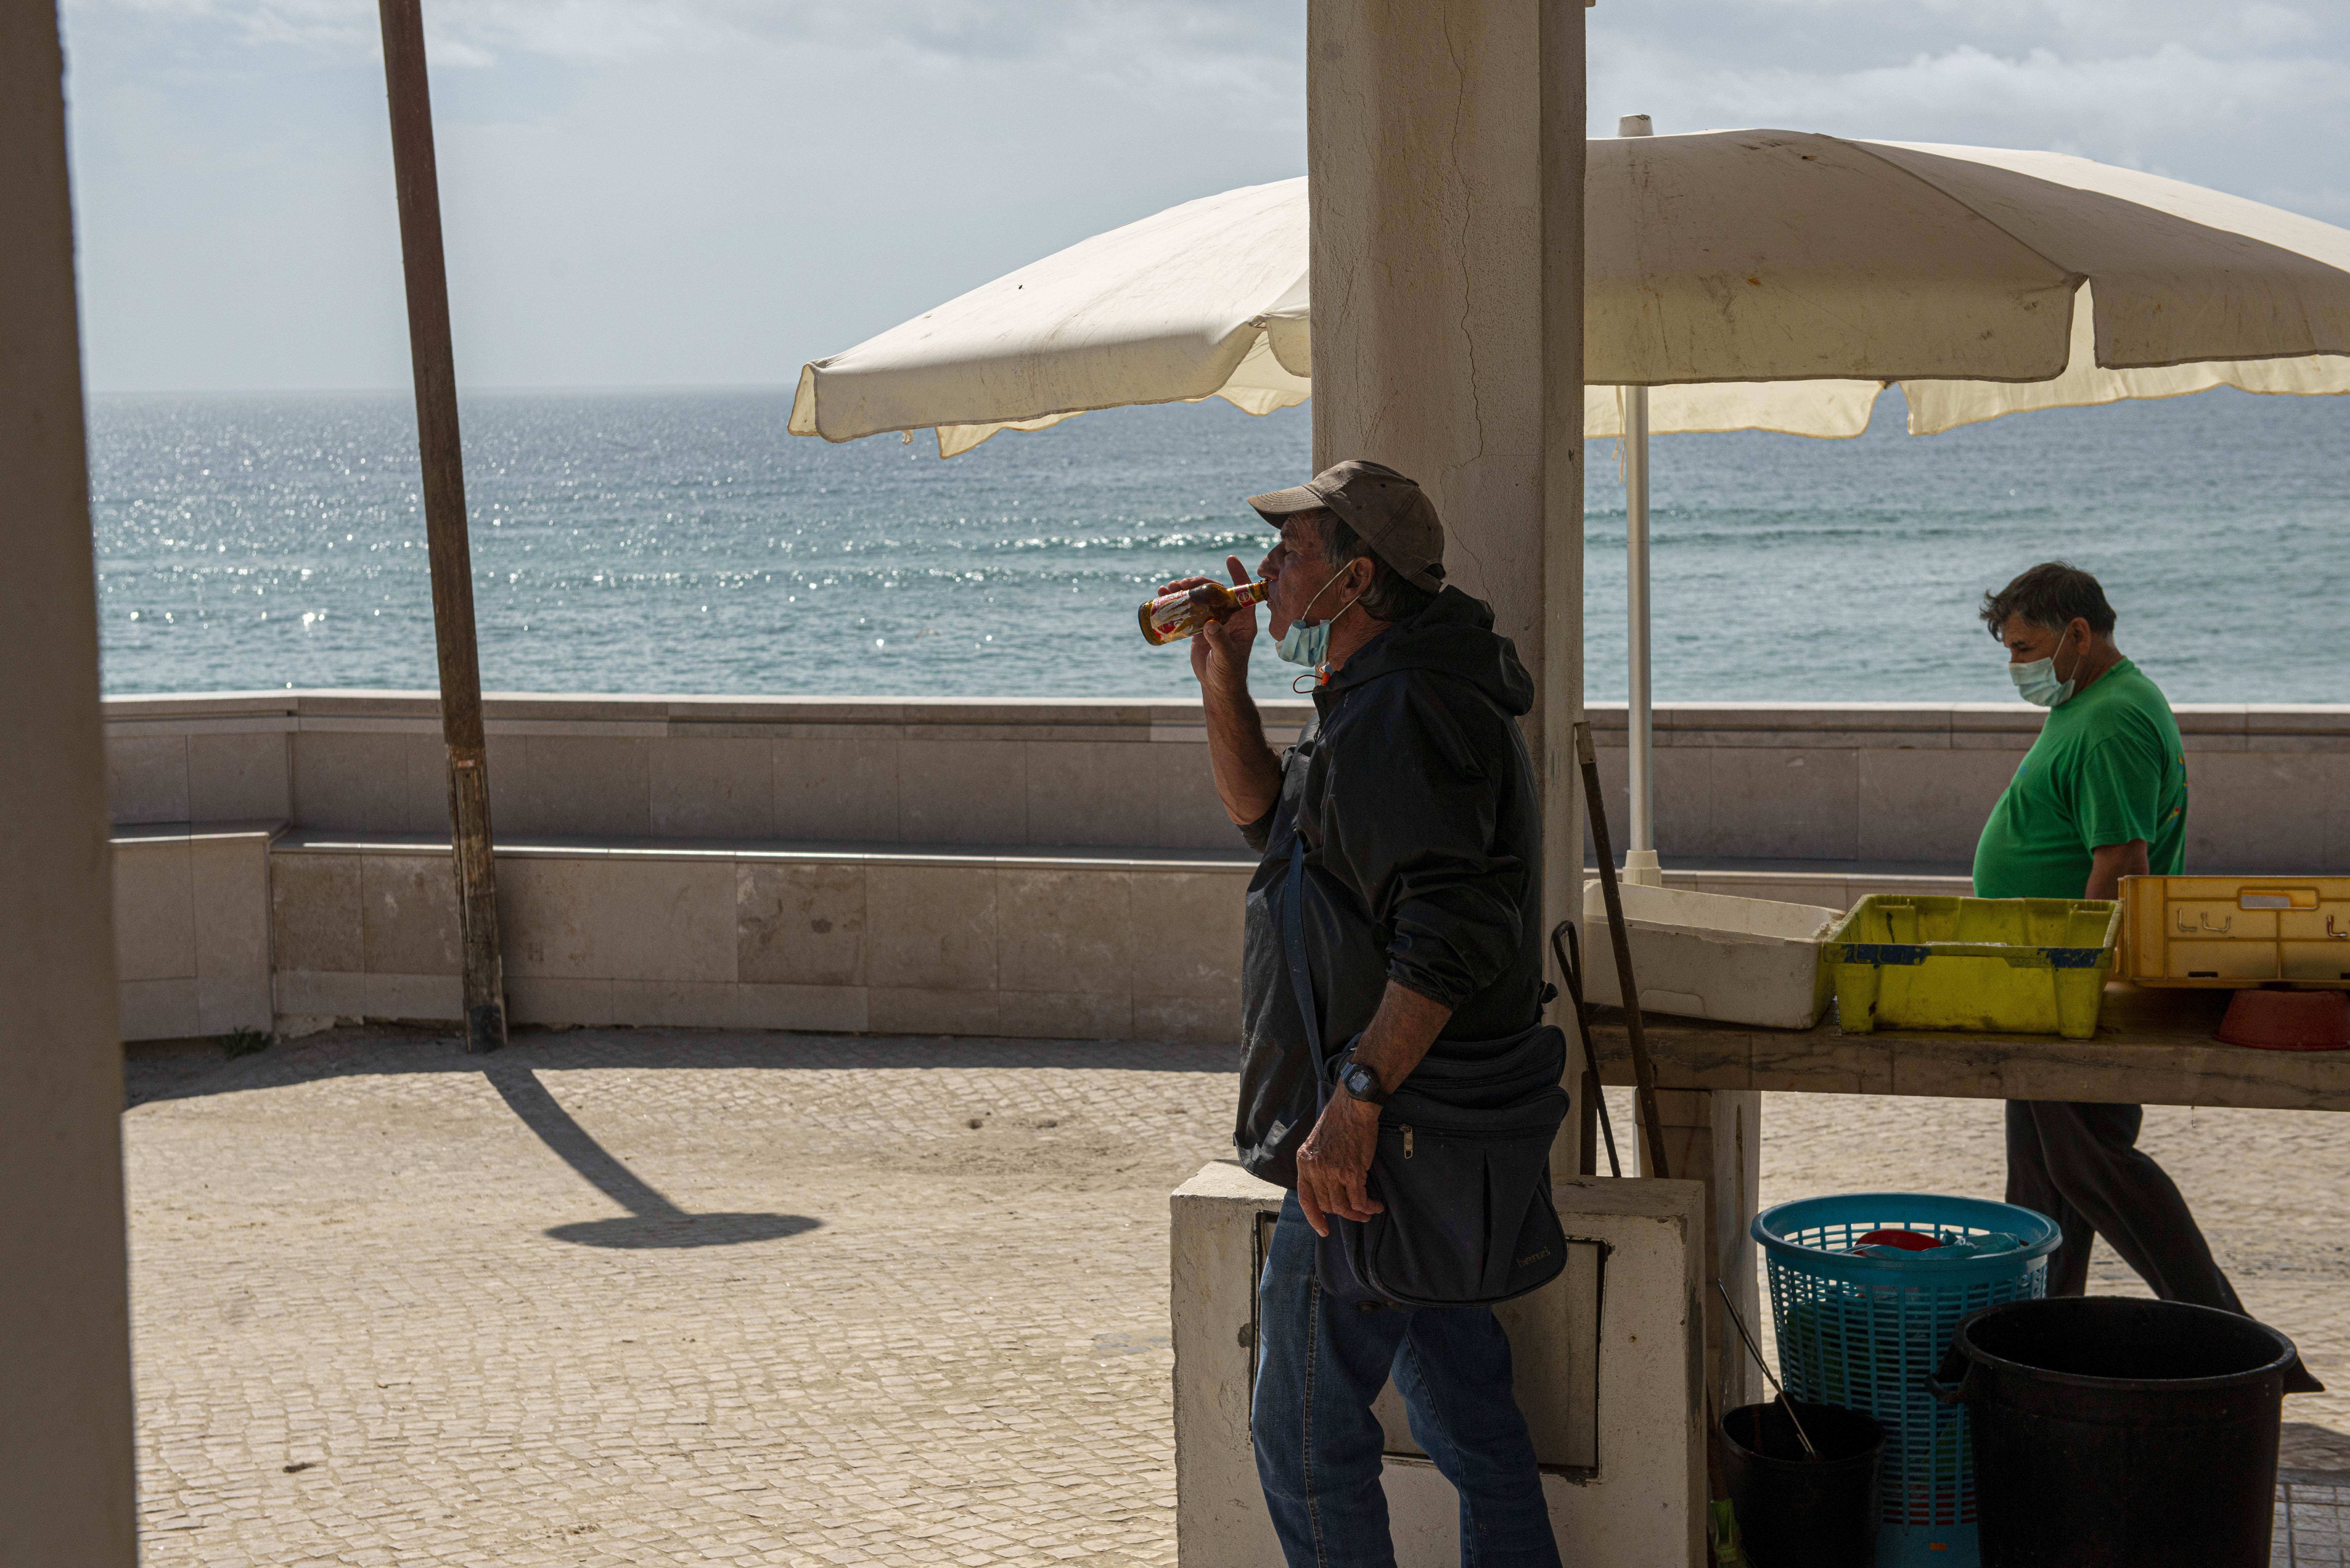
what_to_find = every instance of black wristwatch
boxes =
[1338,1059,1390,1106]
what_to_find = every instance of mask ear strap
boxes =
[1328,559,1372,628]
[1302,557,1375,628]
[1293,571,1337,629]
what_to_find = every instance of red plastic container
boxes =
[2216,989,2350,1051]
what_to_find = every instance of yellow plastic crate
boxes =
[2119,875,2350,989]
[1822,895,2120,1038]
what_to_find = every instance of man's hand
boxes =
[1160,554,1258,694]
[1295,1093,1384,1238]
[1169,552,1279,825]
[1292,982,1455,1237]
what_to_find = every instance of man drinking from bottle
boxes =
[1158,459,1562,1568]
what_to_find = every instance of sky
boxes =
[61,0,2350,393]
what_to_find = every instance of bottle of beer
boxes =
[1138,579,1269,646]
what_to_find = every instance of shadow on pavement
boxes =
[483,1064,822,1250]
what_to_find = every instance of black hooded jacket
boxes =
[1233,586,1545,1189]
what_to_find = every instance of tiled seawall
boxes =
[104,693,2350,1041]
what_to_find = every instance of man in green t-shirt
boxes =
[1973,563,2316,1390]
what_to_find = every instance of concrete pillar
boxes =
[1297,4,1647,1549]
[1307,0,1588,1166]
[0,5,142,1565]
[1639,1088,1766,1415]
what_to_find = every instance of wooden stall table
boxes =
[1586,983,2350,1413]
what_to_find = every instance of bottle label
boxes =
[1137,580,1265,646]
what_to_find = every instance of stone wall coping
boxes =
[102,690,1328,742]
[1579,700,2348,737]
[109,820,285,846]
[105,690,2350,742]
[271,829,1259,875]
[263,828,1973,883]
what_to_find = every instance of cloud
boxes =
[74,0,1301,77]
[1616,39,2347,149]
[60,0,1308,390]
[1632,0,2341,72]
[58,0,2350,390]
[1589,1,2350,222]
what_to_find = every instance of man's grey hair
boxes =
[1980,561,2117,640]
[1309,509,1438,624]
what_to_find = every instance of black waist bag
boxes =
[1282,840,1572,1308]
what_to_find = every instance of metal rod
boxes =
[1715,1281,1822,1461]
[378,0,507,1053]
[1573,720,1670,1181]
[1551,921,1621,1179]
[1618,113,1655,860]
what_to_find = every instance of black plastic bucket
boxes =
[1720,1399,1886,1568]
[1927,1298,2295,1568]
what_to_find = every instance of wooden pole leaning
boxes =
[377,0,507,1052]
[1572,720,1668,1180]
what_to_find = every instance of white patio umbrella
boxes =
[790,176,1310,459]
[791,129,2350,858]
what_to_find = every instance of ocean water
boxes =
[88,387,2350,704]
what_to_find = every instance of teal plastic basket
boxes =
[1755,1193,2059,1568]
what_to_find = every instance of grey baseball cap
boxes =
[1245,459,1447,595]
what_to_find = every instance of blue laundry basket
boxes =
[1755,1193,2059,1568]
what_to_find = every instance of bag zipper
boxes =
[1381,1107,1565,1140]
[1403,1126,1414,1159]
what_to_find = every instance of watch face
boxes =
[1344,1064,1378,1099]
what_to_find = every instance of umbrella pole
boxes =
[378,0,508,1053]
[1625,379,1655,873]
[1618,113,1660,886]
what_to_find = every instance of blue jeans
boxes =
[1251,1195,1562,1568]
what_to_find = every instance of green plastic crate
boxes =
[1822,895,2120,1038]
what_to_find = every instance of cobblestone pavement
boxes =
[129,1035,2350,1567]
[126,1029,1235,1567]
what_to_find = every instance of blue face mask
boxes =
[1274,571,1361,669]
[2009,631,2079,708]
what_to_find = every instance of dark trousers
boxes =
[1252,1195,1561,1568]
[2003,1099,2243,1308]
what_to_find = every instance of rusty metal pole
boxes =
[378,0,506,1052]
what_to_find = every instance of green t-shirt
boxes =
[1972,658,2188,900]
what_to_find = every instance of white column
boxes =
[0,5,141,1562]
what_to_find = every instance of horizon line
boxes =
[86,381,805,399]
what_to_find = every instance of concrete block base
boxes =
[1172,1163,1707,1568]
